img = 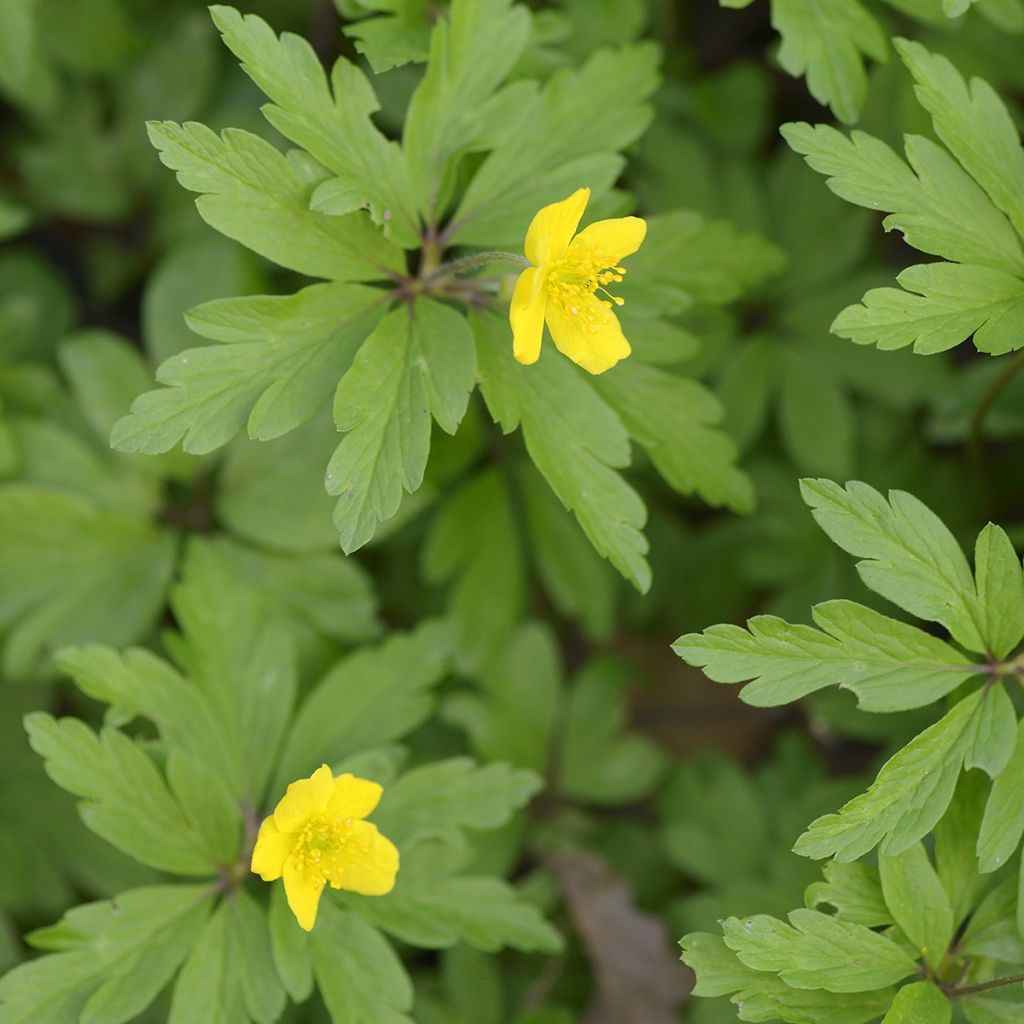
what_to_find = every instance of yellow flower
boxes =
[509,187,646,374]
[250,764,399,931]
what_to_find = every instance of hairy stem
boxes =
[428,250,530,280]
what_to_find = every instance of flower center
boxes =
[294,813,362,882]
[545,246,627,332]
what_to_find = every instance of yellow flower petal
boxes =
[250,816,296,881]
[273,763,334,833]
[545,296,631,375]
[326,773,383,821]
[325,820,399,896]
[524,187,590,267]
[510,267,547,365]
[568,216,647,265]
[283,850,326,932]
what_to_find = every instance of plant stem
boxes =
[968,347,1024,464]
[948,972,1024,998]
[428,250,529,281]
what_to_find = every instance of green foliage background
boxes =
[2,0,1024,1022]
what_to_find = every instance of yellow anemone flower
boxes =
[509,187,646,374]
[251,764,399,931]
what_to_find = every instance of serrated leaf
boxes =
[147,120,403,280]
[781,123,1024,274]
[0,886,210,1024]
[832,263,1024,355]
[795,690,984,861]
[24,713,215,875]
[403,0,530,220]
[473,312,649,591]
[451,45,658,247]
[800,479,985,653]
[722,907,917,993]
[896,38,1024,239]
[113,282,387,455]
[328,299,475,552]
[518,463,616,639]
[805,861,892,928]
[963,681,1017,777]
[211,5,418,246]
[879,842,953,968]
[771,0,888,125]
[594,360,754,513]
[675,599,981,711]
[681,931,896,1024]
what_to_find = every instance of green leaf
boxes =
[721,907,917,992]
[674,599,981,711]
[618,210,786,314]
[682,931,897,1023]
[24,713,214,875]
[882,982,951,1024]
[372,758,542,847]
[799,479,985,653]
[979,719,1024,871]
[963,681,1017,777]
[474,312,649,591]
[55,643,240,799]
[169,541,297,804]
[795,690,984,861]
[274,620,451,791]
[594,361,754,513]
[346,838,562,953]
[112,282,387,455]
[328,299,475,552]
[518,464,616,639]
[147,119,404,280]
[424,468,525,672]
[143,234,261,364]
[210,5,419,247]
[310,904,414,1024]
[0,0,57,115]
[168,893,285,1024]
[209,539,380,646]
[559,656,667,804]
[781,123,1024,274]
[343,8,432,73]
[805,861,892,928]
[962,995,1024,1024]
[878,842,954,968]
[959,876,1024,962]
[443,624,561,774]
[451,44,658,248]
[0,250,75,364]
[0,485,175,678]
[771,0,887,125]
[895,38,1024,240]
[974,524,1024,659]
[268,885,312,1003]
[403,0,530,220]
[0,886,210,1024]
[831,263,1024,356]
